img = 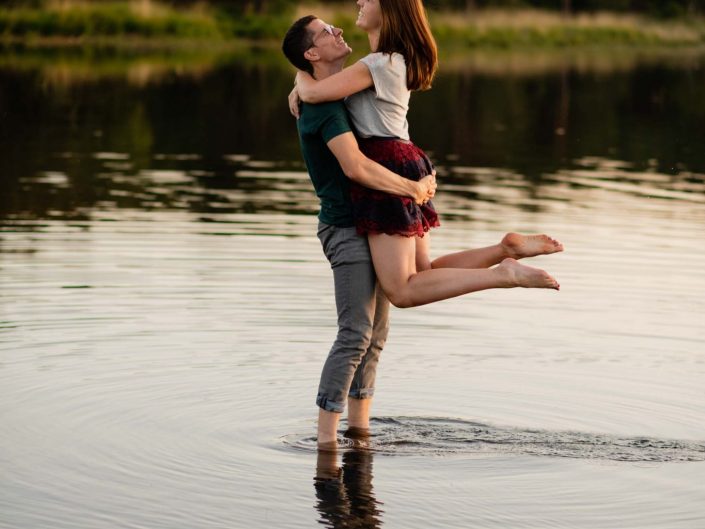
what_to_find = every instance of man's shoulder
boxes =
[299,101,351,137]
[302,100,347,116]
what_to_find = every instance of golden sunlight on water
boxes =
[1,151,704,528]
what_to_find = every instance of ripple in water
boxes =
[283,417,705,462]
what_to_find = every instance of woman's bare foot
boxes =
[501,232,564,259]
[498,258,560,290]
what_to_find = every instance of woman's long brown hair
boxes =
[377,0,438,91]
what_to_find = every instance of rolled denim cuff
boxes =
[316,394,345,413]
[348,388,375,400]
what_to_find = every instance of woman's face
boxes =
[356,0,383,32]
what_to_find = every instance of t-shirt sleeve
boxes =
[359,52,406,103]
[319,104,352,143]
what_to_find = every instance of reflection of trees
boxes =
[553,66,570,161]
[0,59,302,220]
[410,56,705,181]
[1,51,704,221]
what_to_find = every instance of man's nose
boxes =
[334,26,343,36]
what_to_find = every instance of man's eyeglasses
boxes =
[309,24,336,48]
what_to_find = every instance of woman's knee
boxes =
[416,257,432,272]
[383,288,414,308]
[369,233,416,298]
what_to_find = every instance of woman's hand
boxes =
[288,85,301,118]
[294,71,316,103]
[415,171,437,205]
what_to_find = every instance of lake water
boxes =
[1,45,704,528]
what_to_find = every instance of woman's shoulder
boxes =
[360,51,406,69]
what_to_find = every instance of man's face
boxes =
[306,19,352,64]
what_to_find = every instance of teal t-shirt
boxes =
[297,101,354,227]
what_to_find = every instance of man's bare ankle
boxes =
[317,439,338,452]
[343,426,370,440]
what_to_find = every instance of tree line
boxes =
[221,0,702,18]
[469,0,702,17]
[3,0,702,17]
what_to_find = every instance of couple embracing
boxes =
[282,0,563,450]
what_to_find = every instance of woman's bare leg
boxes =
[431,232,564,270]
[415,234,433,272]
[369,233,559,308]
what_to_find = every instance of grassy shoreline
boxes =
[1,2,704,49]
[4,45,704,89]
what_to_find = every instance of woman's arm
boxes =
[296,61,374,103]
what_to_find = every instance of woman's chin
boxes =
[356,21,376,33]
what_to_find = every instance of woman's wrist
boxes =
[411,180,424,200]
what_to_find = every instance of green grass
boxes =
[308,4,705,48]
[0,3,223,39]
[0,1,296,42]
[427,9,705,48]
[1,2,704,48]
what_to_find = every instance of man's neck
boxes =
[312,58,345,81]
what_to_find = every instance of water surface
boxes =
[1,47,704,528]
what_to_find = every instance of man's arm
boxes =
[327,132,436,204]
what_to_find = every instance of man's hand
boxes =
[415,171,437,205]
[288,85,301,119]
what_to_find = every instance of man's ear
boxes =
[303,48,319,63]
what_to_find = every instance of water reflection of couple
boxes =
[282,0,564,450]
[315,443,382,529]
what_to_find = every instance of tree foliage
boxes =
[6,0,702,17]
[169,0,702,17]
[425,0,702,17]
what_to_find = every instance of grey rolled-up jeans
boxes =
[316,222,390,413]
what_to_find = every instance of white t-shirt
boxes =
[345,52,410,140]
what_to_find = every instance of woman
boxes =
[291,0,563,308]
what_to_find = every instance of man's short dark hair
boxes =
[282,15,317,76]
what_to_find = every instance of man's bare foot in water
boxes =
[318,439,339,453]
[501,232,564,260]
[343,426,371,449]
[498,258,560,290]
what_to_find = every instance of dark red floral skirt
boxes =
[351,137,440,237]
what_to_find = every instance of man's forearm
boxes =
[326,132,430,201]
[350,158,420,198]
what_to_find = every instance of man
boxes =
[282,15,436,449]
